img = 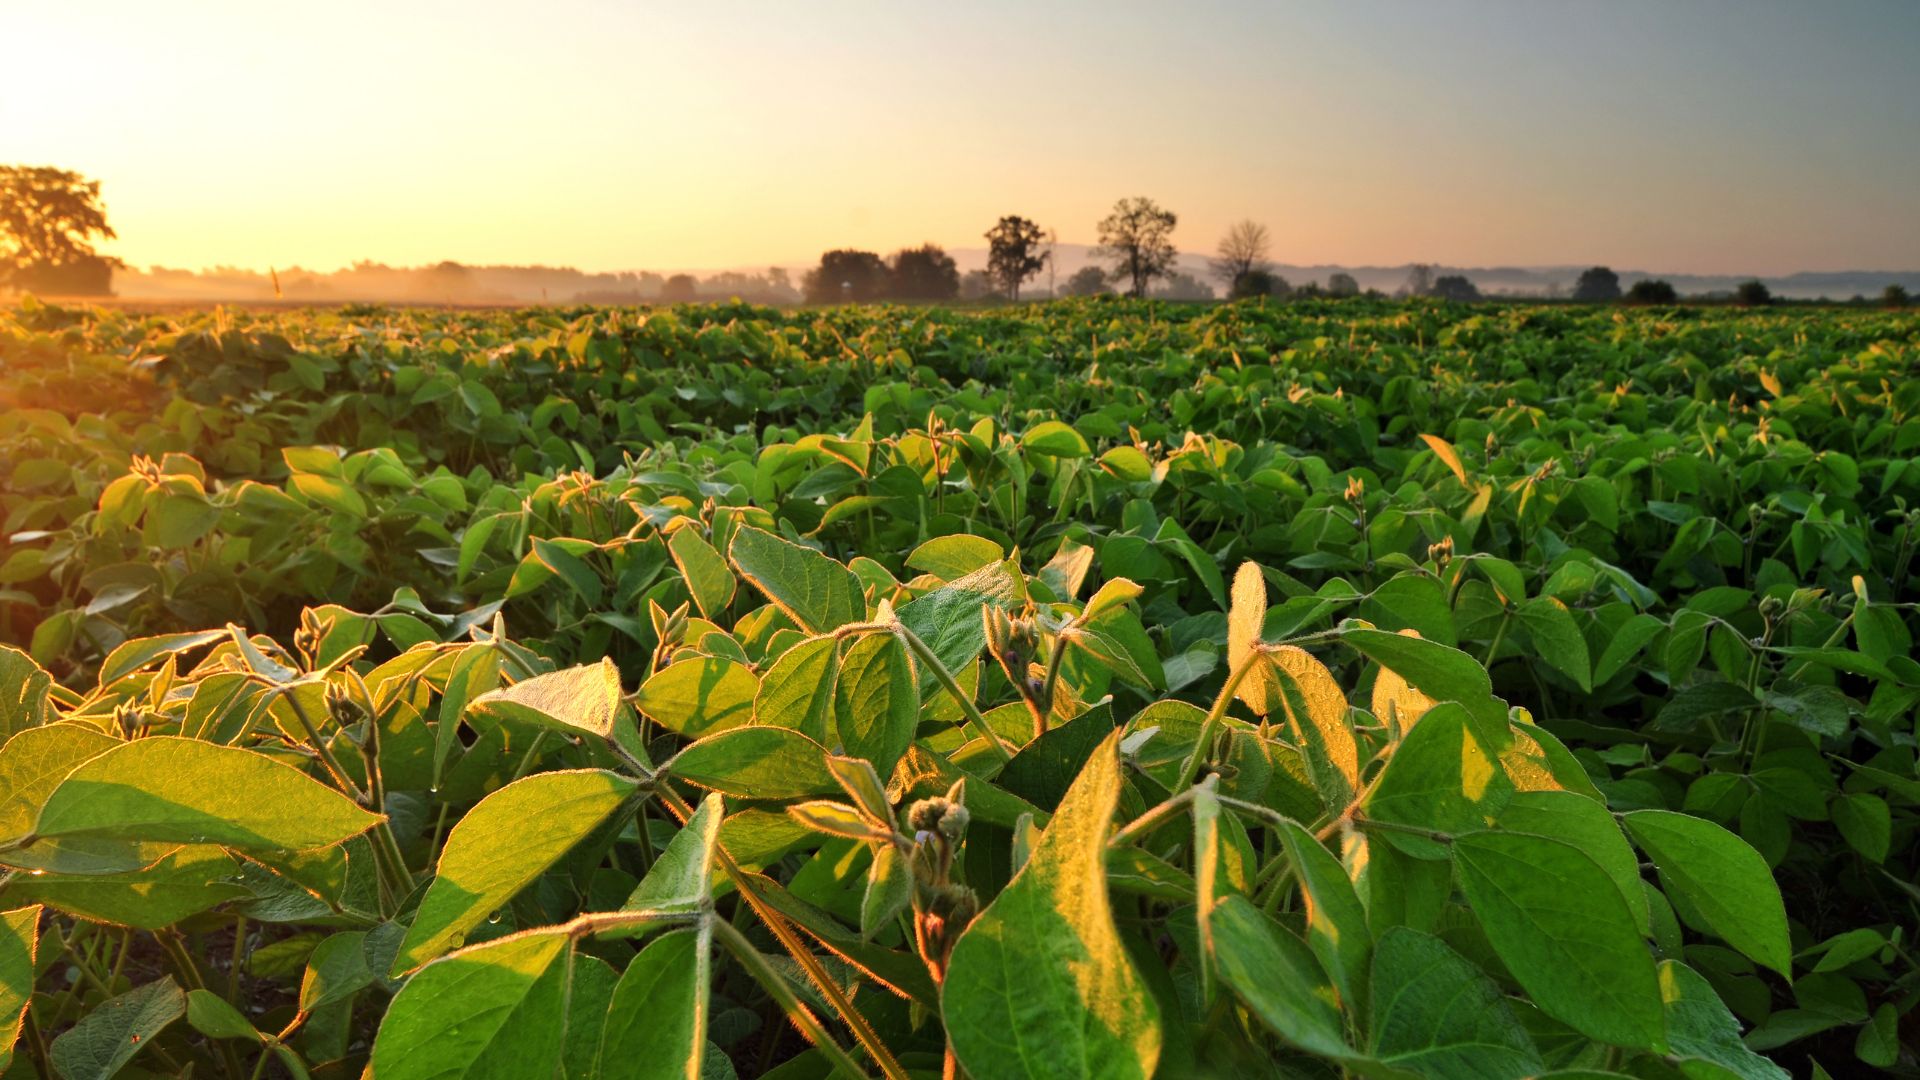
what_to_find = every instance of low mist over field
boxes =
[107,250,1920,305]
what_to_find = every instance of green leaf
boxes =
[1081,576,1143,621]
[393,769,636,974]
[49,977,186,1080]
[372,930,572,1079]
[944,730,1161,1080]
[728,527,865,634]
[1452,830,1666,1051]
[1658,960,1789,1080]
[1622,810,1791,978]
[96,631,226,687]
[1856,1002,1898,1070]
[833,632,918,778]
[0,905,41,1075]
[1500,790,1649,933]
[635,655,757,738]
[1361,703,1513,859]
[32,736,383,853]
[1022,420,1091,457]
[1345,628,1510,750]
[143,490,221,548]
[1269,646,1359,811]
[469,658,624,740]
[895,558,1023,690]
[1362,572,1458,646]
[7,846,250,929]
[754,635,837,743]
[0,645,53,741]
[563,955,619,1080]
[670,525,737,620]
[861,842,912,937]
[1209,894,1350,1058]
[290,473,368,518]
[186,988,262,1041]
[597,926,711,1079]
[905,535,1004,581]
[0,722,124,848]
[530,537,603,607]
[1516,597,1592,692]
[1592,613,1663,686]
[1275,818,1371,1007]
[668,727,838,799]
[1368,927,1543,1080]
[623,792,724,917]
[1830,793,1890,862]
[300,931,377,1013]
[1228,561,1266,677]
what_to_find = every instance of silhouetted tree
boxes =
[1060,265,1112,297]
[1095,197,1178,297]
[887,244,959,301]
[1431,275,1481,303]
[660,274,698,302]
[803,249,890,304]
[1400,263,1435,298]
[985,216,1048,301]
[1625,278,1678,305]
[1326,272,1360,298]
[959,270,995,301]
[1884,283,1910,308]
[1735,280,1773,306]
[1572,266,1622,302]
[1209,220,1271,293]
[1228,269,1289,300]
[0,166,122,295]
[1151,271,1215,301]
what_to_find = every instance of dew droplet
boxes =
[486,911,503,925]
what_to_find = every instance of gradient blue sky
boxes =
[6,0,1915,274]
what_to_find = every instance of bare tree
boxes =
[1401,263,1435,298]
[1208,220,1271,291]
[1094,196,1178,298]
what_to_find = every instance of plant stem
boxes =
[1172,650,1260,792]
[894,623,1013,764]
[712,918,873,1080]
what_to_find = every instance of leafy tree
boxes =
[1151,271,1215,301]
[1095,197,1178,298]
[985,216,1048,301]
[1573,266,1622,303]
[1228,269,1289,300]
[1208,220,1271,292]
[660,274,698,302]
[1735,279,1773,306]
[1431,274,1482,303]
[0,165,122,296]
[1326,272,1360,298]
[1884,283,1910,308]
[1060,265,1112,297]
[1625,278,1678,305]
[803,249,890,304]
[887,244,960,301]
[959,269,995,301]
[1400,263,1435,298]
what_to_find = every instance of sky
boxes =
[5,0,1917,276]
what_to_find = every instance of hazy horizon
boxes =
[7,1,1918,278]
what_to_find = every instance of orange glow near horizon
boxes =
[4,1,1917,278]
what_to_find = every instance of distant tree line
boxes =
[6,167,1916,308]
